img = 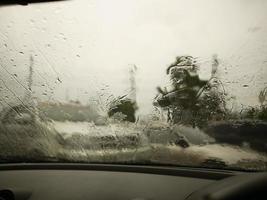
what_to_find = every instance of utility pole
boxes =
[129,65,137,102]
[24,55,34,104]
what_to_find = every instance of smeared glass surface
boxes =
[0,0,267,171]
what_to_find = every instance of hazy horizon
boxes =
[1,0,267,114]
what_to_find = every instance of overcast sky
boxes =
[0,0,267,114]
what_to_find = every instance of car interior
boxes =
[0,163,267,200]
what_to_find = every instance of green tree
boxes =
[154,55,227,127]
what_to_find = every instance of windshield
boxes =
[0,0,267,171]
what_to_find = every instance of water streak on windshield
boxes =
[0,0,267,171]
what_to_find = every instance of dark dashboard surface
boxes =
[0,164,240,200]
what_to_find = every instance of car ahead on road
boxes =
[55,121,192,151]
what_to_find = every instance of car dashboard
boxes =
[0,164,266,200]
